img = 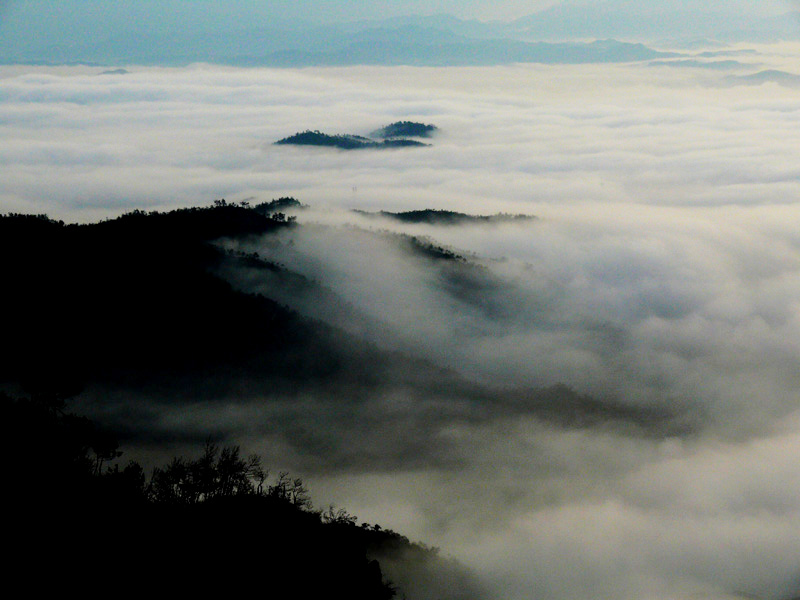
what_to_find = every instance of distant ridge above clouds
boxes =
[507,3,799,43]
[0,18,678,68]
[1,1,797,67]
[725,69,800,87]
[236,38,677,68]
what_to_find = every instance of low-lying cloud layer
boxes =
[3,43,800,220]
[6,45,800,600]
[229,204,800,427]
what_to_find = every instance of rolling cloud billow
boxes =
[4,36,800,600]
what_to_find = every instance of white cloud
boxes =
[2,54,800,218]
[8,49,800,600]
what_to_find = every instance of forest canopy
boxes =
[3,390,479,599]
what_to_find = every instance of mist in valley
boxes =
[4,15,800,599]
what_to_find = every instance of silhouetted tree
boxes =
[323,505,358,525]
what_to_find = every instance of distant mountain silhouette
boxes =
[0,12,686,68]
[506,5,797,43]
[648,59,749,70]
[248,37,677,68]
[726,69,800,87]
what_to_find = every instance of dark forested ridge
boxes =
[253,195,306,214]
[3,202,436,395]
[1,200,686,429]
[3,390,476,598]
[276,130,383,149]
[0,202,314,392]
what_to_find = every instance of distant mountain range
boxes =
[233,37,677,68]
[0,15,679,67]
[3,4,799,68]
[504,5,800,43]
[648,59,750,71]
[725,69,800,87]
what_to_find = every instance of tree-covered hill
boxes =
[1,201,449,397]
[276,130,379,149]
[3,391,476,598]
[0,201,685,436]
[1,203,311,391]
[371,121,438,139]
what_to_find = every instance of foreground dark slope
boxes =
[3,391,479,599]
[2,206,484,598]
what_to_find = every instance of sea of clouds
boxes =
[5,43,800,600]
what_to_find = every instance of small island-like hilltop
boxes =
[371,121,438,139]
[275,121,438,150]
